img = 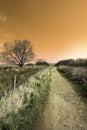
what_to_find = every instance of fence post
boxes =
[14,75,16,90]
[4,90,7,97]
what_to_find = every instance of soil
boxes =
[36,67,87,130]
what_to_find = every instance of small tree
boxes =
[0,39,35,67]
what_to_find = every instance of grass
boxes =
[57,65,87,97]
[0,65,46,98]
[0,66,51,130]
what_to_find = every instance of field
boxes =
[57,65,87,96]
[0,65,87,130]
[0,65,47,98]
[0,65,51,130]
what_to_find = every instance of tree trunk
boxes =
[19,63,23,67]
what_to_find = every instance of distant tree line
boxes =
[55,59,87,66]
[36,59,49,65]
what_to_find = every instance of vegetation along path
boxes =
[36,67,87,130]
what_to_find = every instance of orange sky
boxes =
[0,0,87,63]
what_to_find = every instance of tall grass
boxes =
[58,65,87,96]
[0,65,46,98]
[0,67,51,130]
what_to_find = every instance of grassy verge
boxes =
[57,65,87,97]
[0,67,51,130]
[0,65,46,98]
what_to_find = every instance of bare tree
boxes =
[0,39,35,67]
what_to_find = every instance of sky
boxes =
[0,0,87,63]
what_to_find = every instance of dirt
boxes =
[35,67,87,130]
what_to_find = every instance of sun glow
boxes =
[69,43,87,59]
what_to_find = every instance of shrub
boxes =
[0,67,51,130]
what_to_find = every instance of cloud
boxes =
[0,14,7,22]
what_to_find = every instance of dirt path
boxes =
[36,67,87,130]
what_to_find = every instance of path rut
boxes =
[36,67,87,130]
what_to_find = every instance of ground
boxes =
[36,67,87,130]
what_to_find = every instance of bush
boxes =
[0,67,51,130]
